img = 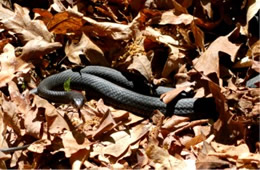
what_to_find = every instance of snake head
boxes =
[68,91,86,109]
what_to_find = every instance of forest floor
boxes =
[0,0,259,169]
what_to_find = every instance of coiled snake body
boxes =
[37,66,218,119]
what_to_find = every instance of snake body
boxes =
[37,66,218,118]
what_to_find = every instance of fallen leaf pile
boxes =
[0,0,259,169]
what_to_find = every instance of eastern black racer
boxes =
[36,66,218,118]
[34,66,260,118]
[1,66,259,153]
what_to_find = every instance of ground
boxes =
[0,0,259,169]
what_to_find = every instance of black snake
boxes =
[37,66,218,118]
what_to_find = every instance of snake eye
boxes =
[69,91,86,109]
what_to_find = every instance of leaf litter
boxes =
[0,0,259,169]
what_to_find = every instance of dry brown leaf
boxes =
[142,27,184,77]
[0,44,32,88]
[233,56,253,68]
[8,82,42,139]
[70,149,90,170]
[33,8,53,26]
[82,159,99,169]
[1,98,22,136]
[252,61,260,73]
[160,86,190,104]
[183,134,207,149]
[61,130,91,158]
[194,27,242,78]
[100,123,151,158]
[83,13,142,40]
[241,0,260,35]
[0,39,11,52]
[168,119,210,138]
[162,115,190,130]
[65,33,109,65]
[134,149,149,169]
[91,111,117,139]
[47,11,84,34]
[251,40,260,59]
[95,99,111,115]
[146,144,194,169]
[32,95,70,135]
[196,142,232,169]
[234,40,260,68]
[23,109,43,139]
[207,79,248,144]
[193,125,211,137]
[200,0,213,19]
[209,142,260,168]
[20,38,62,61]
[124,112,144,126]
[161,46,184,77]
[0,0,258,169]
[191,21,205,51]
[159,10,194,25]
[143,26,179,46]
[1,82,36,136]
[0,4,52,43]
[0,102,10,160]
[28,139,51,153]
[128,53,153,81]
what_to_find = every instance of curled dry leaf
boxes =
[128,53,153,81]
[241,0,260,35]
[143,26,179,46]
[65,33,109,66]
[159,10,194,25]
[160,85,190,104]
[70,149,90,170]
[234,40,260,71]
[194,27,242,79]
[20,38,62,61]
[1,96,22,136]
[142,26,185,77]
[196,142,232,169]
[0,4,52,43]
[1,81,39,136]
[200,0,214,19]
[60,130,91,158]
[209,142,260,168]
[91,123,151,160]
[162,115,190,130]
[32,95,70,134]
[162,45,184,78]
[183,133,207,149]
[91,111,117,139]
[8,81,42,139]
[0,100,10,159]
[83,13,142,40]
[207,79,253,144]
[146,144,194,169]
[28,139,51,153]
[0,44,32,88]
[190,21,205,51]
[134,149,149,168]
[47,11,84,34]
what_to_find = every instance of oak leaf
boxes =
[65,33,109,65]
[0,4,52,43]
